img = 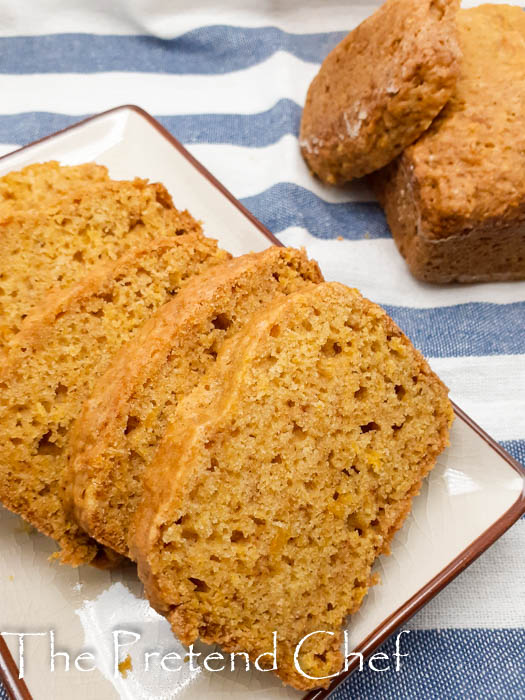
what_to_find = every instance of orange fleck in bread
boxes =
[0,176,201,345]
[68,247,322,558]
[0,234,229,566]
[300,0,460,184]
[131,281,453,690]
[372,4,525,282]
[0,160,109,216]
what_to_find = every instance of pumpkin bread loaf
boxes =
[372,4,525,283]
[0,160,109,217]
[300,0,460,184]
[132,281,453,691]
[68,247,322,559]
[0,177,201,345]
[0,234,229,566]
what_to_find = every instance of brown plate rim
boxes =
[0,105,524,700]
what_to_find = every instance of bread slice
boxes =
[68,247,323,559]
[300,0,460,183]
[0,234,229,566]
[131,281,453,690]
[0,177,201,345]
[0,161,109,217]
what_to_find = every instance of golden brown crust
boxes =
[0,175,202,345]
[300,0,460,184]
[372,5,525,282]
[68,247,322,559]
[0,234,228,566]
[132,282,453,690]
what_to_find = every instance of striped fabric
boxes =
[0,1,523,698]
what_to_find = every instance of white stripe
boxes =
[0,0,517,37]
[408,518,525,630]
[188,137,373,203]
[149,0,514,38]
[278,229,525,307]
[0,54,317,115]
[0,0,379,36]
[429,355,525,443]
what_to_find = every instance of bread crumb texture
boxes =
[118,654,133,678]
[132,282,453,690]
[0,161,109,216]
[373,4,525,282]
[0,234,228,566]
[300,0,460,183]
[0,170,202,345]
[69,247,322,558]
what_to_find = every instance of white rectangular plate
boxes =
[1,106,524,700]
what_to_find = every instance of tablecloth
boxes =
[0,0,523,698]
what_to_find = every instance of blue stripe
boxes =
[332,628,525,700]
[0,112,81,146]
[0,29,344,74]
[0,103,301,147]
[242,184,389,239]
[161,101,301,146]
[382,303,525,358]
[501,440,525,468]
[499,441,525,519]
